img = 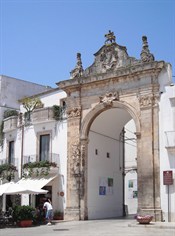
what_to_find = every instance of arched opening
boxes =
[81,103,139,220]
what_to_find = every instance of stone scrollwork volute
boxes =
[70,142,81,176]
[99,91,119,107]
[67,107,81,118]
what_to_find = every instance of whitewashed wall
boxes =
[159,84,175,222]
[88,131,123,219]
[124,120,137,215]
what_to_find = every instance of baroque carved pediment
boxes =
[68,32,156,80]
[83,43,138,77]
[82,31,141,77]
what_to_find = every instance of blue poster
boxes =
[99,186,106,195]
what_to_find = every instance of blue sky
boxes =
[0,0,175,87]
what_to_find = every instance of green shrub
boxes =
[13,205,36,221]
[3,109,18,119]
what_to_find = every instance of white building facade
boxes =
[0,87,67,215]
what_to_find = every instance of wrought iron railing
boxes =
[23,153,60,166]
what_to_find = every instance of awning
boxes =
[0,181,48,195]
[16,174,58,190]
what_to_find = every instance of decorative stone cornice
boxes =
[58,61,165,92]
[67,107,81,118]
[99,91,119,106]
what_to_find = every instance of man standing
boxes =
[43,198,53,225]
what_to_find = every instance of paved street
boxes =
[1,219,175,236]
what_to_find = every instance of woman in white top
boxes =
[43,198,53,225]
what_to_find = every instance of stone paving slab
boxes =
[128,221,175,229]
[0,219,175,236]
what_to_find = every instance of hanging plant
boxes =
[0,163,17,181]
[52,105,66,121]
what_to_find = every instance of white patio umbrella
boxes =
[0,181,48,195]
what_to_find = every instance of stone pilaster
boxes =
[137,91,162,221]
[64,107,81,220]
[79,139,89,220]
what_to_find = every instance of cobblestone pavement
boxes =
[1,219,175,236]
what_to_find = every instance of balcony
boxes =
[3,116,18,132]
[165,131,175,152]
[23,153,60,165]
[31,107,55,124]
[22,153,60,177]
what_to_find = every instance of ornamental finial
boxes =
[104,30,116,44]
[140,36,154,62]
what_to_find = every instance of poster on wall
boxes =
[128,179,137,199]
[99,177,114,195]
[99,186,106,195]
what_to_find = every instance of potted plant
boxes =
[136,215,153,224]
[13,205,36,227]
[53,210,64,220]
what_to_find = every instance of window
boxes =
[39,134,50,161]
[8,141,14,164]
[60,98,67,109]
[95,149,98,155]
[106,152,110,158]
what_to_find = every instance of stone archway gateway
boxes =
[58,31,171,221]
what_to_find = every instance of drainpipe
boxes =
[78,77,82,220]
[151,82,156,221]
[20,124,24,178]
[122,128,126,216]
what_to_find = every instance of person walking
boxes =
[43,198,53,225]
